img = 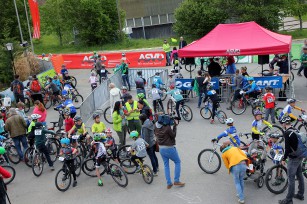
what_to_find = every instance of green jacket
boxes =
[112,111,122,132]
[35,128,55,147]
[300,53,307,66]
[163,43,171,53]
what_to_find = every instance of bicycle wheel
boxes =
[44,94,52,109]
[74,155,82,177]
[181,105,193,122]
[262,125,284,144]
[7,145,21,164]
[217,110,227,124]
[32,152,44,177]
[231,99,247,115]
[103,106,113,124]
[167,99,175,116]
[71,76,77,87]
[120,158,137,174]
[24,147,35,167]
[302,158,307,179]
[117,145,132,163]
[55,168,71,192]
[197,149,221,174]
[142,164,154,184]
[200,107,212,119]
[274,107,283,120]
[265,165,288,194]
[2,165,15,185]
[110,163,128,187]
[47,140,59,162]
[298,123,307,134]
[72,94,84,109]
[82,158,98,177]
[291,59,301,70]
[160,88,167,101]
[24,97,31,113]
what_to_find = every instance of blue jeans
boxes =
[12,135,28,160]
[166,52,171,65]
[230,163,246,201]
[286,157,305,201]
[146,145,159,173]
[160,147,181,185]
[122,74,130,90]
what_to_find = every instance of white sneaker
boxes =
[238,199,245,204]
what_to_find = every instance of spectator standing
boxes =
[220,141,248,204]
[109,83,121,114]
[120,86,130,103]
[112,101,127,148]
[10,74,25,103]
[5,108,28,161]
[15,102,30,126]
[171,47,179,65]
[178,37,187,64]
[137,100,152,120]
[33,100,47,126]
[208,58,222,77]
[124,95,141,134]
[119,59,130,91]
[226,56,236,74]
[191,70,205,108]
[297,40,307,76]
[139,114,159,175]
[163,40,172,66]
[135,71,146,97]
[240,66,249,77]
[29,75,43,104]
[263,86,276,124]
[154,115,184,189]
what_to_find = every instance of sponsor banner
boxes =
[254,76,283,88]
[175,79,193,90]
[37,69,57,85]
[59,51,166,69]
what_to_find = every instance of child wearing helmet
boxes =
[203,86,220,124]
[166,85,184,120]
[33,122,56,170]
[151,84,165,113]
[263,86,276,123]
[64,108,74,133]
[91,113,106,134]
[137,93,151,108]
[242,76,261,99]
[120,86,130,103]
[278,98,305,121]
[88,72,98,91]
[130,131,149,172]
[59,138,78,187]
[251,110,272,140]
[135,71,146,98]
[68,116,89,145]
[56,92,76,119]
[0,134,10,164]
[104,128,118,162]
[28,114,42,147]
[89,133,107,186]
[153,72,164,89]
[212,118,241,147]
[52,75,62,90]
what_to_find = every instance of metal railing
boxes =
[128,68,169,88]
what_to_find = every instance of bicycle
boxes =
[55,155,82,192]
[167,96,193,122]
[230,90,262,115]
[0,135,20,164]
[120,150,154,184]
[82,153,128,187]
[70,91,84,109]
[42,89,61,110]
[200,100,227,124]
[290,58,301,70]
[274,111,307,131]
[0,164,15,185]
[147,86,168,102]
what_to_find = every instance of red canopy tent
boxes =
[178,21,292,57]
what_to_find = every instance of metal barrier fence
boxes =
[128,68,169,88]
[80,71,123,124]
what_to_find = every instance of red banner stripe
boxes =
[28,0,40,39]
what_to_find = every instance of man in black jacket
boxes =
[279,116,305,204]
[208,58,222,77]
[179,37,187,64]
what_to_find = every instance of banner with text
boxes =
[176,78,220,91]
[254,76,283,88]
[59,51,166,69]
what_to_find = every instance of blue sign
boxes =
[254,76,283,88]
[175,79,193,90]
[210,77,220,90]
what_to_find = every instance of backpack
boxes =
[30,80,41,93]
[289,131,307,158]
[12,81,22,94]
[135,77,145,88]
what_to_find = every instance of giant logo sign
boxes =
[254,76,283,88]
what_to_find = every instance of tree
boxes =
[284,0,307,30]
[174,0,229,39]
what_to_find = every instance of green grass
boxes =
[279,29,307,39]
[33,34,171,54]
[295,14,307,22]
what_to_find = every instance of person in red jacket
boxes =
[0,147,12,204]
[263,86,276,123]
[63,109,74,133]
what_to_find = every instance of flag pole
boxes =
[13,0,24,43]
[23,0,35,54]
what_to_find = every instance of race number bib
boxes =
[101,69,106,73]
[267,96,274,103]
[174,90,181,95]
[137,143,146,151]
[152,89,158,94]
[34,129,42,135]
[274,154,283,161]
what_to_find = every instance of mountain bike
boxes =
[230,90,261,115]
[55,155,82,192]
[42,89,61,109]
[197,141,222,174]
[290,58,301,70]
[0,165,15,185]
[200,101,227,124]
[0,135,20,164]
[167,96,193,122]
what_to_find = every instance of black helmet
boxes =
[287,98,296,104]
[279,116,291,124]
[35,122,43,128]
[92,113,100,119]
[137,70,142,75]
[155,72,160,76]
[269,133,281,139]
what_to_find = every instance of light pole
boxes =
[5,43,16,75]
[116,0,122,39]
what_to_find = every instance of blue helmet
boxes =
[62,90,68,96]
[60,138,70,145]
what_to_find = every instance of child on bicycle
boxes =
[153,72,164,89]
[91,113,106,134]
[130,131,149,173]
[64,108,74,133]
[104,128,118,162]
[267,133,285,186]
[88,72,98,91]
[151,84,165,113]
[56,91,77,119]
[251,110,272,140]
[28,114,41,147]
[203,85,220,124]
[242,77,261,99]
[166,85,184,120]
[33,122,55,170]
[278,98,305,122]
[263,86,276,124]
[68,116,89,147]
[59,138,78,187]
[211,118,241,147]
[52,75,62,90]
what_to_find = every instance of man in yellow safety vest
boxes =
[124,94,141,134]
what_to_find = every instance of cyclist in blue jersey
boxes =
[153,72,164,89]
[278,98,305,121]
[166,84,183,120]
[55,90,76,118]
[242,77,261,99]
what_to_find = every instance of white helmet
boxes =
[225,118,234,124]
[64,86,70,91]
[31,114,41,120]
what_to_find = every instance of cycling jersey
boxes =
[166,89,183,102]
[61,146,76,160]
[243,81,261,94]
[72,123,86,134]
[251,119,271,134]
[263,93,275,109]
[131,138,148,157]
[217,126,241,147]
[57,99,76,114]
[279,104,302,120]
[91,122,106,133]
[153,76,164,89]
[93,142,106,159]
[106,137,116,150]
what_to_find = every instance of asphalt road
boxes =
[7,64,307,204]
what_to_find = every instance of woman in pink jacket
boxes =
[33,100,47,126]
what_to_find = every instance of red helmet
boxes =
[105,128,112,133]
